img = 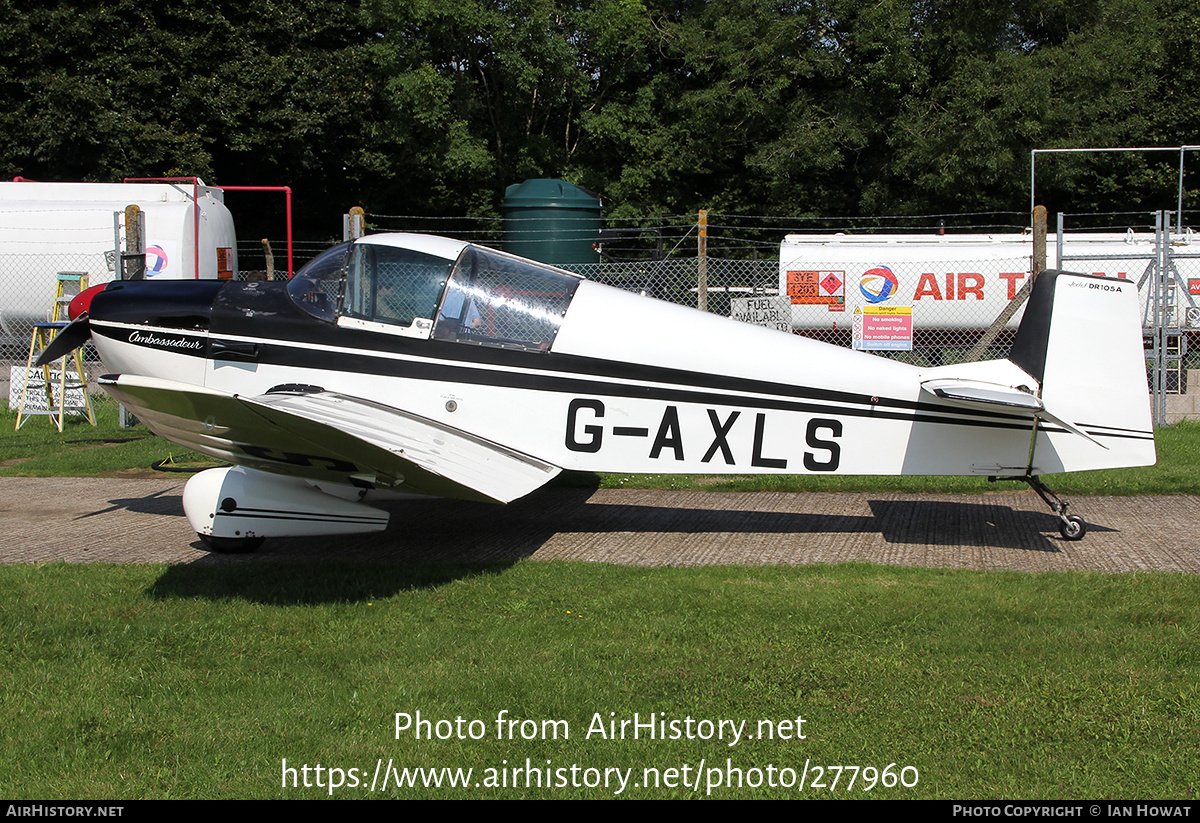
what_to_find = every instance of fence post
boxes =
[1032,205,1047,280]
[262,239,275,280]
[1152,210,1169,425]
[697,209,708,312]
[122,205,145,280]
[344,206,366,241]
[964,205,1045,361]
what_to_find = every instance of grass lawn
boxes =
[2,405,1197,799]
[1,561,1197,799]
[0,404,214,477]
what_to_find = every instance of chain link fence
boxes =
[562,258,779,314]
[568,225,1200,423]
[1,238,330,421]
[7,213,1199,425]
[1,252,112,420]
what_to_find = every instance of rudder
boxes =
[1009,269,1155,473]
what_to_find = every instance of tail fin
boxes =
[1009,269,1155,473]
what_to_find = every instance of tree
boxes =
[0,0,1187,232]
[0,0,377,238]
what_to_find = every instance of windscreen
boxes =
[432,246,580,352]
[286,242,349,322]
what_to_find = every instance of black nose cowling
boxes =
[34,279,225,367]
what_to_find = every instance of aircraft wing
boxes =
[98,374,561,503]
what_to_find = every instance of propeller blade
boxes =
[34,315,91,366]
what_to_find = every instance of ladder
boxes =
[14,272,96,431]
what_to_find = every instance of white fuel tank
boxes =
[0,180,238,340]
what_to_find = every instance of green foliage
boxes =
[0,0,1196,224]
[0,0,374,236]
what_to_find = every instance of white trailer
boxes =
[0,180,238,340]
[778,231,1187,332]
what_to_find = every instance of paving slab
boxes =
[3,477,1197,573]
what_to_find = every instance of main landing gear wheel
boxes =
[1059,515,1086,541]
[198,534,266,553]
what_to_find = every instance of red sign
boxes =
[786,270,845,308]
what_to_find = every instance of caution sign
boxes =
[852,305,913,351]
[786,270,845,311]
[8,366,88,411]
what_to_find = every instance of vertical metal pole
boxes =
[219,185,295,277]
[1153,211,1167,425]
[113,212,121,274]
[285,187,294,277]
[192,180,200,278]
[1179,147,1186,222]
[1164,209,1172,424]
[1056,211,1065,272]
[697,209,708,312]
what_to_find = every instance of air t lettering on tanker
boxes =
[913,273,985,301]
[906,271,1128,301]
[564,398,842,471]
[999,272,1027,300]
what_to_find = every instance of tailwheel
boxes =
[198,533,266,553]
[1023,474,1088,542]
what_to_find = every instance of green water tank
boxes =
[502,179,602,265]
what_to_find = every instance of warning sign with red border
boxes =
[786,270,845,311]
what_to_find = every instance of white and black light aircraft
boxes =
[42,233,1155,551]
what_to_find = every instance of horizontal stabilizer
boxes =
[920,377,1105,448]
[920,378,1042,411]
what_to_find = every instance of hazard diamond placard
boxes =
[786,270,845,310]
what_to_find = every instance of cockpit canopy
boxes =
[286,235,581,352]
